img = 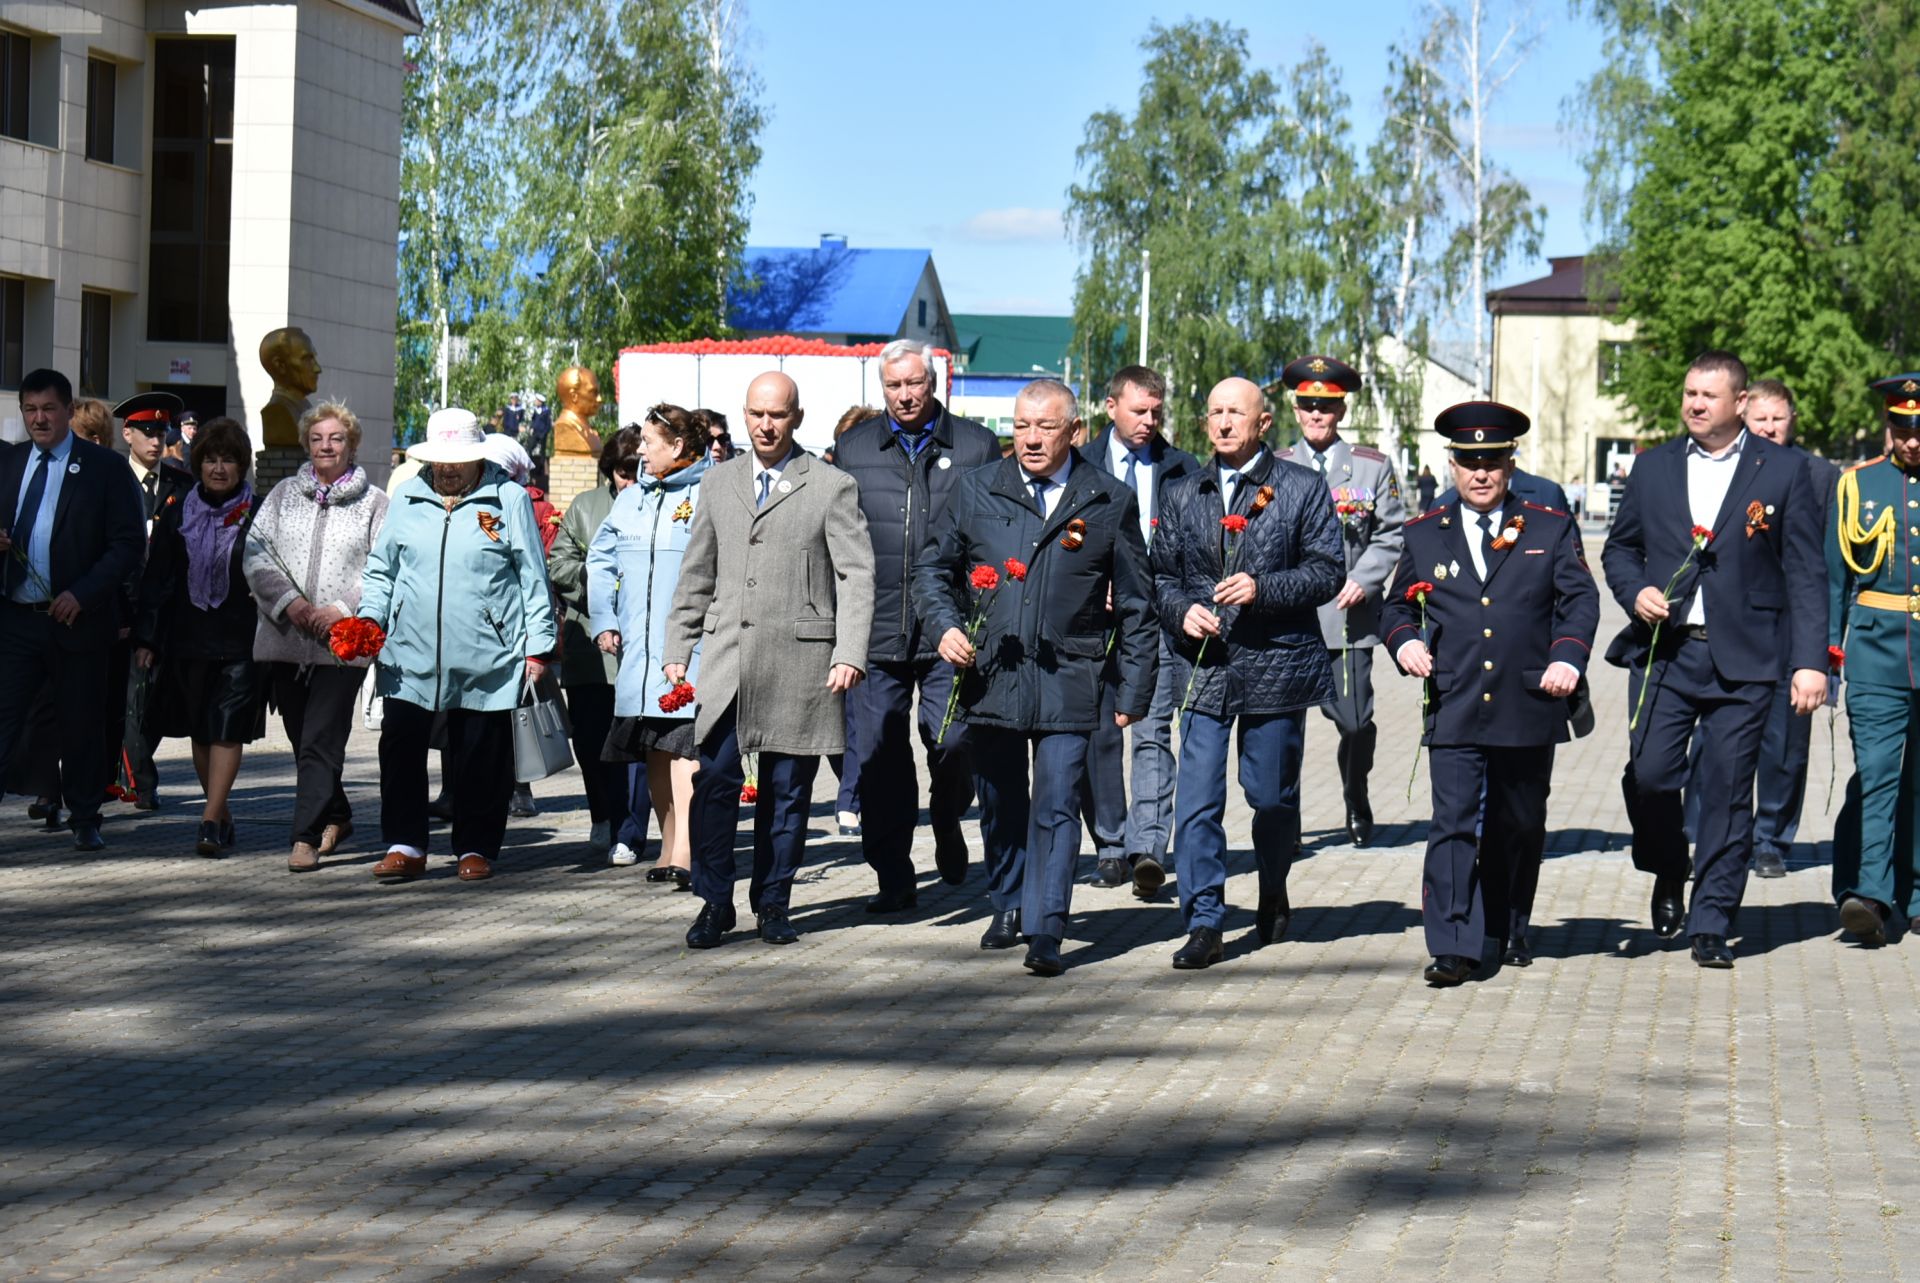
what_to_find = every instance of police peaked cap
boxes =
[1871,373,1920,418]
[113,390,186,423]
[1281,355,1361,398]
[1434,400,1531,450]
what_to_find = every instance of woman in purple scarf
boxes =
[133,417,268,856]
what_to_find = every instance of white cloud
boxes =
[958,207,1065,244]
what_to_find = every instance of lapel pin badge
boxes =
[777,479,792,494]
[937,456,951,469]
[67,463,81,474]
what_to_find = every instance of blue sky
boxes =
[741,0,1605,316]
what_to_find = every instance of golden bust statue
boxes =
[552,365,603,457]
[260,327,321,448]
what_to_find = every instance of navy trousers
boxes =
[1171,709,1306,931]
[1423,744,1552,959]
[1623,634,1772,936]
[972,726,1088,940]
[0,607,111,823]
[1081,638,1182,863]
[689,703,820,915]
[848,658,975,896]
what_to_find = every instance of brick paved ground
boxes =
[3,538,1916,1281]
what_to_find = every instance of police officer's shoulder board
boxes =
[1520,499,1569,518]
[1846,455,1886,474]
[1351,445,1388,462]
[1405,505,1449,528]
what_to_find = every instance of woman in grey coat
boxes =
[243,401,390,872]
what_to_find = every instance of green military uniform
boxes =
[1826,374,1920,942]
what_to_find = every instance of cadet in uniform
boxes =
[1276,355,1406,846]
[1825,374,1920,945]
[1381,402,1599,985]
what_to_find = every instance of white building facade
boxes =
[0,0,418,454]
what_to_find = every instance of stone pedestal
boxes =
[255,445,307,493]
[546,453,601,513]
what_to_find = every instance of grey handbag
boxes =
[512,671,574,782]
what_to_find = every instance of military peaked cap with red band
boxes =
[1870,373,1920,418]
[112,390,185,423]
[1434,400,1531,451]
[1281,355,1361,398]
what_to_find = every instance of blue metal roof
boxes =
[728,244,930,335]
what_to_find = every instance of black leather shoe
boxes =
[865,888,918,914]
[685,902,737,949]
[1091,857,1130,888]
[1171,927,1224,970]
[1689,933,1735,968]
[1839,895,1889,947]
[1132,855,1167,899]
[27,798,53,821]
[70,821,104,852]
[672,869,692,892]
[508,785,539,818]
[1256,893,1291,945]
[1424,955,1476,986]
[41,806,66,833]
[1752,846,1788,879]
[1023,934,1064,976]
[979,908,1022,950]
[1502,931,1534,967]
[933,823,968,885]
[195,821,225,857]
[1348,803,1373,848]
[757,908,799,945]
[426,793,453,823]
[1651,875,1687,939]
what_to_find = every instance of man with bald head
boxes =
[665,371,876,950]
[1150,376,1343,969]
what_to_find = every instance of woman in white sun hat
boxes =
[357,407,557,884]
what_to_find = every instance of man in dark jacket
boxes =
[1078,364,1201,891]
[912,379,1156,977]
[1151,376,1343,969]
[835,338,1002,911]
[1380,402,1599,985]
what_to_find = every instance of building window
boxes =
[85,57,115,163]
[1,30,28,142]
[79,291,111,396]
[917,299,928,329]
[1598,340,1629,395]
[146,39,234,345]
[0,276,23,391]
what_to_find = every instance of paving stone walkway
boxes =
[2,539,1915,1281]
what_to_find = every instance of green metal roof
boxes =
[952,314,1074,377]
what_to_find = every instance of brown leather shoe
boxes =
[372,849,427,881]
[288,841,320,873]
[456,853,493,882]
[317,821,354,856]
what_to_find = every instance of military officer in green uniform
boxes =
[1276,355,1406,846]
[1826,373,1920,945]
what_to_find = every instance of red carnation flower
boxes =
[970,564,1000,592]
[222,501,252,528]
[1221,514,1250,534]
[658,681,695,713]
[1003,557,1028,581]
[1690,525,1714,544]
[327,617,387,662]
[739,785,759,805]
[1404,580,1437,602]
[1828,645,1846,671]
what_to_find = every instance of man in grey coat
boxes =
[1275,355,1406,847]
[665,371,876,949]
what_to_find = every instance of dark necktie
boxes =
[141,468,158,517]
[1223,471,1241,511]
[1031,477,1047,515]
[1124,451,1150,525]
[11,449,53,598]
[1476,512,1495,578]
[757,470,772,508]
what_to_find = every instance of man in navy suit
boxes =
[1076,364,1199,892]
[1601,351,1827,968]
[1382,403,1599,984]
[0,369,148,850]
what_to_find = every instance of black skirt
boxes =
[603,715,696,762]
[148,656,268,744]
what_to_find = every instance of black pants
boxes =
[689,702,820,914]
[272,663,361,845]
[563,683,626,824]
[1423,744,1552,959]
[121,656,159,801]
[379,698,514,859]
[6,683,61,802]
[0,606,110,823]
[848,658,974,896]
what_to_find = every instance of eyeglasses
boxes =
[1295,397,1341,414]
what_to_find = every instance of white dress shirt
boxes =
[750,446,799,507]
[1683,431,1745,625]
[1108,434,1155,541]
[1466,504,1504,581]
[1021,453,1073,519]
[11,431,74,604]
[1217,450,1267,510]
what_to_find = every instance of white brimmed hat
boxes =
[410,407,488,463]
[481,433,532,484]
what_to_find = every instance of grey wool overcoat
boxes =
[663,450,875,755]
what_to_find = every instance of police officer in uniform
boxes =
[1276,355,1406,846]
[1381,402,1599,985]
[1825,374,1920,945]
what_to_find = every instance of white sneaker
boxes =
[837,810,862,835]
[589,820,612,851]
[609,842,640,867]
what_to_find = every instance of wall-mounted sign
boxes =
[169,359,192,383]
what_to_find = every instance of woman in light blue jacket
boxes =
[359,408,558,884]
[588,403,709,885]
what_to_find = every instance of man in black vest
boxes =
[833,338,1002,911]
